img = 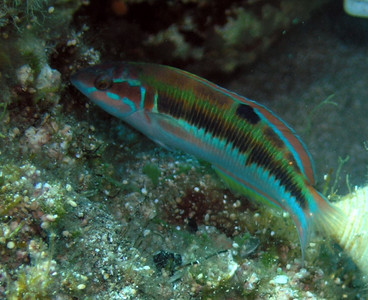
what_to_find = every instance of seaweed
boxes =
[142,163,161,187]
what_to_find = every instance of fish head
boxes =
[71,62,145,120]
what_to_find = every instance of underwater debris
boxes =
[189,250,238,291]
[153,250,182,275]
[233,234,260,259]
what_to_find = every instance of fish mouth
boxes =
[70,71,83,89]
[70,69,94,94]
[70,72,78,85]
[70,75,79,92]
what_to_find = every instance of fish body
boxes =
[71,62,342,256]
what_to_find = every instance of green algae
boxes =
[260,250,279,269]
[0,0,82,108]
[0,164,30,217]
[0,103,7,122]
[143,163,161,187]
[304,94,338,136]
[5,239,56,300]
[331,155,351,196]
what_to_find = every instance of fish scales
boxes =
[71,61,344,257]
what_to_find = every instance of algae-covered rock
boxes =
[0,0,82,105]
[73,0,331,75]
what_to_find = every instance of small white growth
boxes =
[233,200,241,208]
[25,127,51,151]
[7,241,15,249]
[17,64,34,88]
[65,184,72,192]
[67,39,77,46]
[36,64,61,92]
[141,187,147,195]
[273,274,288,285]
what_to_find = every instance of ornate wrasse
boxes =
[71,62,344,257]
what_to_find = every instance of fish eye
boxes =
[94,74,113,90]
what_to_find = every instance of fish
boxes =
[71,61,345,258]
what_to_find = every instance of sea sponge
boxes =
[331,186,368,280]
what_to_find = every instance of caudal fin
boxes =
[309,188,347,239]
[283,187,342,261]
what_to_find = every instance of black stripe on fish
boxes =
[235,103,261,125]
